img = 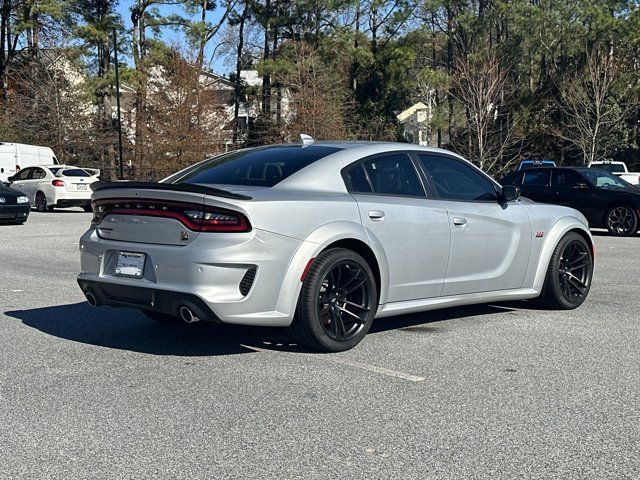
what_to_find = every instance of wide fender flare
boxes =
[274,221,390,323]
[531,216,593,291]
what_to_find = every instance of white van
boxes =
[0,143,59,183]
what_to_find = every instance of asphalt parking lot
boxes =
[1,211,639,479]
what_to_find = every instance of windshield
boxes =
[591,163,625,173]
[168,145,342,187]
[581,170,631,189]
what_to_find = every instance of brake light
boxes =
[52,179,65,187]
[91,199,251,232]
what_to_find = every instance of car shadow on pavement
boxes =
[5,302,292,357]
[7,301,523,356]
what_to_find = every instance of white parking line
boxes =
[243,345,426,382]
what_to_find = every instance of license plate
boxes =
[77,184,88,190]
[115,252,145,278]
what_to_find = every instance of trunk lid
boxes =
[91,183,251,246]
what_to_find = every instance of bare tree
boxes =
[449,50,523,173]
[144,50,228,180]
[556,48,630,166]
[275,41,349,141]
[6,54,95,165]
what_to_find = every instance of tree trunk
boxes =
[233,3,248,144]
[261,0,271,115]
[132,2,149,177]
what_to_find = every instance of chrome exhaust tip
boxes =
[85,292,98,307]
[179,305,200,323]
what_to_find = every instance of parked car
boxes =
[8,165,99,212]
[0,182,30,224]
[588,160,640,185]
[0,142,59,184]
[78,141,594,352]
[516,159,556,171]
[501,166,640,236]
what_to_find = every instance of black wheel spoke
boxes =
[344,278,366,296]
[338,305,361,321]
[317,259,373,343]
[343,299,370,312]
[331,308,346,338]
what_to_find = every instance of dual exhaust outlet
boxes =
[85,291,201,324]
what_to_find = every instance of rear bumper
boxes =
[0,204,30,222]
[77,226,318,327]
[77,279,222,323]
[51,190,91,207]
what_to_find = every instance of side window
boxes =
[522,170,550,186]
[361,154,424,197]
[343,163,372,193]
[552,170,585,188]
[417,154,498,201]
[31,168,46,180]
[15,168,32,180]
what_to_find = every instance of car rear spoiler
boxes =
[84,168,101,177]
[90,181,252,200]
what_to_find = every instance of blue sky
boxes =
[116,1,230,74]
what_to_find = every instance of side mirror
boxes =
[500,185,520,202]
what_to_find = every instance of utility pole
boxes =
[113,28,125,180]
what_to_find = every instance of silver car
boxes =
[78,140,594,352]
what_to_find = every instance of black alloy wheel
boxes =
[317,260,372,342]
[540,232,593,310]
[290,248,377,352]
[35,192,53,212]
[557,240,591,304]
[606,205,637,237]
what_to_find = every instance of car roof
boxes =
[268,141,496,192]
[270,140,465,156]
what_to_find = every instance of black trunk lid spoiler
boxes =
[90,181,252,200]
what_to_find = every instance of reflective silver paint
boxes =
[78,142,593,327]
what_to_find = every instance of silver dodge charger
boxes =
[78,139,594,352]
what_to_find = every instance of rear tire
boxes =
[539,232,593,310]
[288,248,377,352]
[605,205,637,236]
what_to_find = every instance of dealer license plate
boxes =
[115,252,145,278]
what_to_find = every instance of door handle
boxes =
[453,217,467,227]
[368,210,385,221]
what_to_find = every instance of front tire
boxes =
[539,232,593,310]
[35,192,54,212]
[605,205,637,236]
[289,248,377,352]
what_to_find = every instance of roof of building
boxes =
[396,102,428,122]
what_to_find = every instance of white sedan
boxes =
[9,165,99,212]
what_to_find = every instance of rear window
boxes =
[171,145,342,187]
[592,163,625,173]
[61,168,91,177]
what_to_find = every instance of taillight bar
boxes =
[92,199,251,232]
